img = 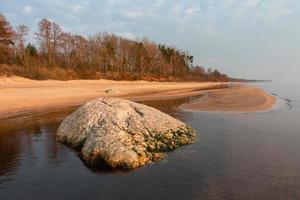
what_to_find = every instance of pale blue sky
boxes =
[1,0,300,80]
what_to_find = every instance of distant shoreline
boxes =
[0,76,275,119]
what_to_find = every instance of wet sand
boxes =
[0,76,227,118]
[181,85,276,112]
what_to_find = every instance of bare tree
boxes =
[51,22,62,66]
[0,13,15,63]
[0,13,229,82]
[36,19,52,67]
[15,25,29,65]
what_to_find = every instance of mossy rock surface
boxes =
[56,97,196,170]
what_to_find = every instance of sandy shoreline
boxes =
[180,85,276,113]
[0,76,276,118]
[0,76,228,118]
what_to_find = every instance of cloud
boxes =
[243,0,262,8]
[170,3,183,15]
[71,5,82,13]
[153,0,165,7]
[185,5,200,18]
[267,2,294,18]
[116,32,137,40]
[1,0,300,80]
[23,5,34,14]
[122,10,144,19]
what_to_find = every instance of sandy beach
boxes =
[0,76,276,118]
[181,85,276,112]
[0,76,228,118]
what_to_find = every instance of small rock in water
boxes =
[56,97,196,170]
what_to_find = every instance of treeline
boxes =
[0,12,229,81]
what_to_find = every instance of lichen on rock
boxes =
[56,97,196,170]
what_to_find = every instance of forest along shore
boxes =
[181,85,276,112]
[0,76,228,118]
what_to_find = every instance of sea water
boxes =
[0,82,299,200]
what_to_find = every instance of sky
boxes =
[1,0,300,81]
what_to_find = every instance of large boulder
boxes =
[56,97,196,170]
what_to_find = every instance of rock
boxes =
[104,88,120,94]
[56,97,196,170]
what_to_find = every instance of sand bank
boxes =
[0,77,276,118]
[180,85,276,113]
[0,76,227,118]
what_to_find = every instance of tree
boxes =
[68,35,89,71]
[143,40,161,74]
[36,19,52,67]
[59,32,72,67]
[0,13,15,63]
[0,15,230,82]
[15,25,29,48]
[15,24,29,65]
[26,43,38,57]
[35,19,63,68]
[51,22,63,66]
[102,33,117,73]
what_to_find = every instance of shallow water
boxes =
[0,82,300,200]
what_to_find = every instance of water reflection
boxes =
[0,84,300,200]
[0,108,76,182]
[0,97,197,180]
[0,129,21,177]
[137,96,200,112]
